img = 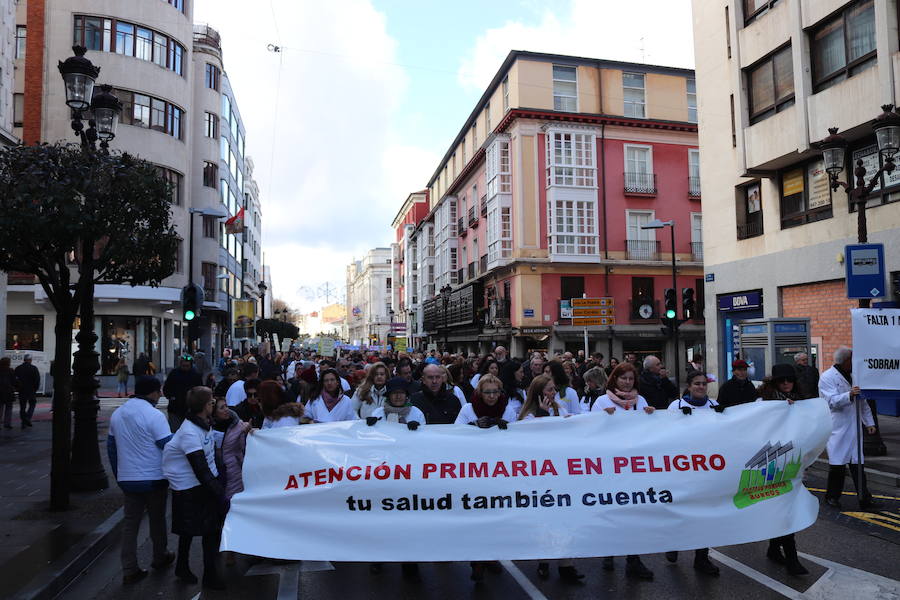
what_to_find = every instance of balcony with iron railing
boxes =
[624,172,657,195]
[689,176,701,198]
[468,206,478,227]
[467,262,476,280]
[691,241,703,262]
[737,216,763,240]
[625,239,661,261]
[457,217,467,236]
[480,195,487,217]
[479,254,488,274]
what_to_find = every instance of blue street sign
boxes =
[523,309,535,318]
[705,273,715,282]
[845,243,886,299]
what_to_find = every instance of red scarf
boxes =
[322,389,341,412]
[472,392,508,419]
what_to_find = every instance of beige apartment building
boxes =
[692,0,900,388]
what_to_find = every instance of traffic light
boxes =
[180,284,202,322]
[682,287,696,320]
[664,288,677,319]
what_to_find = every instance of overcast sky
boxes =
[193,0,695,312]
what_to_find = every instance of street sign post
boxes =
[846,243,886,299]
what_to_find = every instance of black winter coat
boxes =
[638,370,678,410]
[411,386,461,424]
[163,368,203,416]
[717,376,758,407]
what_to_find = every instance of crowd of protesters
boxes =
[106,342,877,589]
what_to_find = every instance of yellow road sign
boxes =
[572,307,615,317]
[572,317,615,326]
[571,297,614,307]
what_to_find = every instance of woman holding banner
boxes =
[592,362,655,580]
[304,368,358,423]
[664,370,722,576]
[755,364,809,576]
[517,376,583,583]
[454,375,517,427]
[162,387,226,590]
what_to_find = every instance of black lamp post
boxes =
[440,284,452,353]
[59,46,122,492]
[257,280,268,349]
[818,105,900,309]
[816,106,897,459]
[641,219,680,391]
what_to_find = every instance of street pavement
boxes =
[51,400,900,600]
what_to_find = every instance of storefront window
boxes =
[6,315,44,350]
[100,316,160,375]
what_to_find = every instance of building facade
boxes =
[0,0,19,352]
[6,1,266,375]
[692,0,900,388]
[390,191,430,349]
[404,51,703,369]
[346,248,393,346]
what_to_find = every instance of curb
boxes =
[808,457,900,489]
[11,507,124,600]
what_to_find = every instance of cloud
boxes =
[457,0,695,92]
[193,0,433,309]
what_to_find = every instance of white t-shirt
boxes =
[590,393,650,412]
[305,394,359,423]
[454,402,518,425]
[453,385,467,406]
[371,405,427,424]
[556,387,582,415]
[225,379,246,407]
[109,398,171,481]
[668,397,719,411]
[520,404,570,420]
[263,415,301,429]
[162,419,218,491]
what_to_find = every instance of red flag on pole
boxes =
[225,207,245,234]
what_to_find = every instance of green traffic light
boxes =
[184,310,196,321]
[665,309,676,319]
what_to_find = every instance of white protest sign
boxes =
[852,308,900,390]
[222,401,830,561]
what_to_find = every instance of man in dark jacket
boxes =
[410,364,461,424]
[638,355,679,410]
[234,379,264,429]
[717,359,758,407]
[793,352,820,399]
[14,355,41,428]
[162,356,202,432]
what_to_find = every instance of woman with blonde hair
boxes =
[350,362,389,419]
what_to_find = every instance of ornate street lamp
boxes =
[59,47,121,492]
[58,46,121,151]
[817,105,900,307]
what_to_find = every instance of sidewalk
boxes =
[0,399,123,600]
[809,413,900,488]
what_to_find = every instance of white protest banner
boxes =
[852,308,900,390]
[222,401,830,561]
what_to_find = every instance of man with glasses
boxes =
[234,378,263,428]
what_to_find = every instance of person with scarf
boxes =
[365,376,423,579]
[304,368,358,423]
[233,379,264,429]
[161,386,226,590]
[367,376,425,426]
[755,364,809,575]
[351,362,389,419]
[498,360,527,416]
[589,363,655,580]
[590,363,654,414]
[454,374,517,427]
[819,346,879,511]
[579,367,606,411]
[664,370,722,577]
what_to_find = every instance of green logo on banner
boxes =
[733,441,802,509]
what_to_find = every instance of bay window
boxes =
[545,131,596,188]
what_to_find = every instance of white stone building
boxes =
[346,248,393,346]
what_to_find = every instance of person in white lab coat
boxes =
[819,347,879,511]
[304,368,358,423]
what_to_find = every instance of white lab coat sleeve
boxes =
[564,388,582,414]
[861,396,875,428]
[819,369,851,411]
[350,392,363,417]
[454,386,467,406]
[454,404,475,425]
